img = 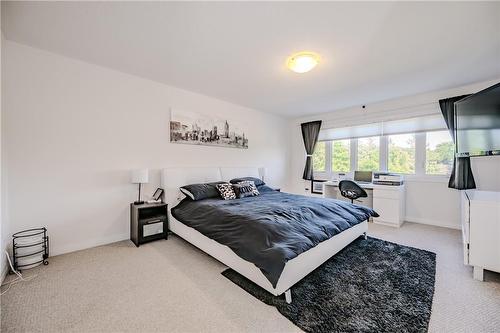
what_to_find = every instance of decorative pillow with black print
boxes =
[229,177,265,187]
[233,180,260,198]
[216,183,237,200]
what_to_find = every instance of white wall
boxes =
[290,78,500,229]
[0,10,5,278]
[2,40,290,256]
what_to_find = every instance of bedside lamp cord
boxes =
[0,250,37,295]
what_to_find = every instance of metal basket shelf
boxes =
[12,227,49,271]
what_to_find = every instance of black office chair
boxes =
[339,180,368,204]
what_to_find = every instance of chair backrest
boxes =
[338,180,368,201]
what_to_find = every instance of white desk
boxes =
[323,181,405,227]
[323,181,374,208]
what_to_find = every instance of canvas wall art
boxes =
[170,109,248,149]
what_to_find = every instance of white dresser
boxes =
[323,181,405,227]
[461,190,500,281]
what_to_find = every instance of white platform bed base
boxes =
[161,167,369,303]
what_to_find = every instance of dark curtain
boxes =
[439,95,476,190]
[301,121,322,180]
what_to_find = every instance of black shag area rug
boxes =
[222,237,436,333]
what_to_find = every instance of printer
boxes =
[372,172,404,186]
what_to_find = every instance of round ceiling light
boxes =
[286,51,320,73]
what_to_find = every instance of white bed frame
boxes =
[161,167,368,303]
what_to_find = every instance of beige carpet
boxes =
[1,222,500,332]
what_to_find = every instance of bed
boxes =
[161,167,377,303]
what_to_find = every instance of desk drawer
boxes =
[374,188,400,200]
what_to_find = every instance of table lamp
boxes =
[131,169,149,205]
[258,167,268,182]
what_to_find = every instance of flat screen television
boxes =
[455,82,500,157]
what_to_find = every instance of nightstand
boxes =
[130,202,168,247]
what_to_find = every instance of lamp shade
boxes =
[258,167,268,181]
[131,169,149,184]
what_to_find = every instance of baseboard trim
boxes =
[405,216,460,230]
[1,234,130,280]
[1,255,8,284]
[1,240,11,283]
[50,233,130,257]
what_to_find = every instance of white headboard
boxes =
[220,167,260,181]
[161,167,263,208]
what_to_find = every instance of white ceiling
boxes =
[2,1,500,117]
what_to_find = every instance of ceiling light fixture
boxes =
[286,51,320,73]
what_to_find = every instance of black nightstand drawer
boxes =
[141,221,164,239]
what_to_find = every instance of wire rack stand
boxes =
[12,227,49,272]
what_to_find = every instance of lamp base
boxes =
[133,201,144,205]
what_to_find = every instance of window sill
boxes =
[314,172,450,183]
[404,175,450,183]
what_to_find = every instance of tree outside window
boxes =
[426,131,454,175]
[312,141,326,172]
[388,133,415,174]
[332,139,350,172]
[357,137,380,171]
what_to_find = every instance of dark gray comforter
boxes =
[171,186,378,287]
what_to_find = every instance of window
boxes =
[388,133,415,174]
[312,115,453,178]
[312,141,326,172]
[426,131,454,175]
[357,136,380,171]
[332,139,350,172]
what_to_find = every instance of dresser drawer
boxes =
[374,188,401,200]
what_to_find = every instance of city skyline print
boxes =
[170,109,249,149]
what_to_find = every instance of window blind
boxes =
[318,114,446,141]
